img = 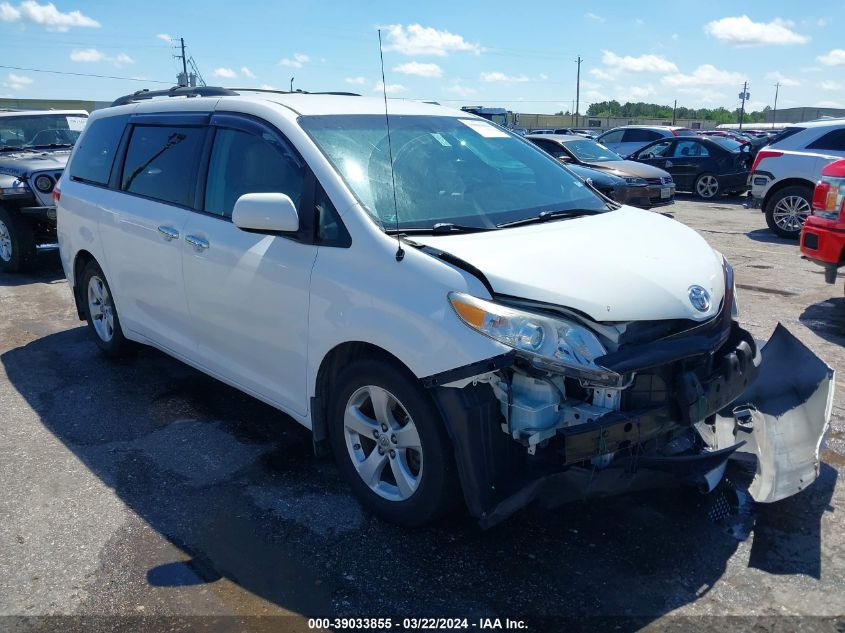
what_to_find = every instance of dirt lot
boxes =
[1,195,844,632]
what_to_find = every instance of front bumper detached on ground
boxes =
[432,324,834,528]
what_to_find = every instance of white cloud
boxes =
[279,53,310,68]
[538,73,548,81]
[259,84,276,90]
[0,0,98,31]
[601,50,678,73]
[584,12,605,23]
[382,23,481,56]
[662,64,743,87]
[345,76,368,85]
[373,81,407,94]
[765,71,800,86]
[818,49,845,66]
[704,15,809,46]
[671,33,679,40]
[675,86,728,104]
[156,33,172,43]
[817,100,843,108]
[480,71,529,83]
[624,84,657,99]
[393,61,443,78]
[819,80,843,92]
[240,66,255,79]
[213,67,237,79]
[445,83,476,97]
[635,18,644,26]
[2,72,32,91]
[70,48,133,67]
[589,68,616,81]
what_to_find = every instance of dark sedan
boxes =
[527,134,675,209]
[627,136,752,199]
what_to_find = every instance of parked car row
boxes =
[49,86,832,527]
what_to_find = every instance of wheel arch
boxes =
[71,249,97,320]
[310,341,421,454]
[762,178,815,212]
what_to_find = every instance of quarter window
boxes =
[807,129,845,152]
[599,130,624,144]
[204,127,305,219]
[69,115,127,186]
[121,125,205,206]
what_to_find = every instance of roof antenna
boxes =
[378,28,404,262]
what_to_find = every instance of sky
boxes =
[1,0,844,115]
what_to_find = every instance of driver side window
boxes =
[638,140,673,159]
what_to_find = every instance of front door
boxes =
[180,118,317,415]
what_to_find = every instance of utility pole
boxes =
[180,38,187,86]
[772,82,781,129]
[575,56,582,121]
[672,99,677,125]
[290,77,294,92]
[738,81,750,130]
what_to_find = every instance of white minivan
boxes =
[57,87,833,527]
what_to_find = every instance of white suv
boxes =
[749,119,845,238]
[57,87,832,526]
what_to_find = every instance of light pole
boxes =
[738,81,750,130]
[574,56,582,122]
[772,82,781,128]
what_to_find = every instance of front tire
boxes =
[328,358,459,526]
[81,260,132,357]
[765,185,812,239]
[0,206,36,273]
[694,173,720,199]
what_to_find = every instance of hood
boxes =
[0,149,71,178]
[582,160,671,180]
[564,163,621,188]
[413,206,725,323]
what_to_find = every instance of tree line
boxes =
[558,101,770,124]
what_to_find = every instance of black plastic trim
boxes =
[421,352,515,388]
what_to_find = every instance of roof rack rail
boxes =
[110,86,238,107]
[229,87,361,97]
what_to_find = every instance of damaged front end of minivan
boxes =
[424,263,834,528]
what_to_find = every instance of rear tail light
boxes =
[751,149,783,173]
[52,186,61,204]
[812,180,831,210]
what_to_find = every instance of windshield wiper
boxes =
[0,145,35,152]
[386,222,497,235]
[497,208,605,228]
[26,143,74,149]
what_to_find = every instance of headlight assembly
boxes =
[448,292,624,386]
[624,177,648,186]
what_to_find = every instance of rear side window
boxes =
[121,125,205,207]
[69,115,128,185]
[807,128,845,152]
[204,127,305,218]
[674,129,696,137]
[770,127,803,146]
[599,130,624,144]
[622,129,661,143]
[673,140,709,157]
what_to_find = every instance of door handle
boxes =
[185,235,209,251]
[157,225,179,241]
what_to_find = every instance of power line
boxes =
[0,64,171,84]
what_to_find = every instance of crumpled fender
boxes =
[715,324,835,503]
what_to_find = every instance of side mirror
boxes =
[232,193,299,233]
[557,154,573,163]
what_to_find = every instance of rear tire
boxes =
[694,173,720,199]
[0,206,36,273]
[328,357,460,526]
[81,260,132,357]
[765,185,812,239]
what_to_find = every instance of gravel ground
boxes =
[0,195,843,632]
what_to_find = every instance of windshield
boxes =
[710,137,743,152]
[562,138,622,162]
[0,113,87,148]
[300,114,608,231]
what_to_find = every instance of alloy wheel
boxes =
[87,275,115,342]
[772,195,811,234]
[343,385,423,502]
[696,175,719,198]
[0,219,12,262]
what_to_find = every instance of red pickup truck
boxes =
[800,159,845,290]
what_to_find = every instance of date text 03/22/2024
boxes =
[307,618,528,630]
